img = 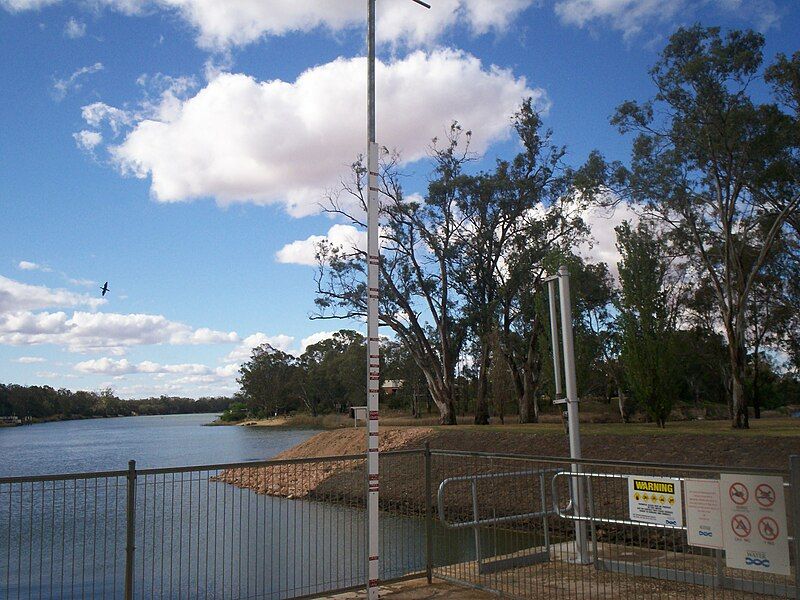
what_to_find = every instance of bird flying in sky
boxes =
[101,282,110,297]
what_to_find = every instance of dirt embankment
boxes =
[215,425,800,508]
[214,427,436,498]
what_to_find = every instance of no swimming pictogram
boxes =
[755,483,776,508]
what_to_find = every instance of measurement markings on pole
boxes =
[627,476,683,527]
[720,473,789,576]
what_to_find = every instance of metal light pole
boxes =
[546,266,590,565]
[364,1,429,598]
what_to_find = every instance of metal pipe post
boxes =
[557,266,590,564]
[547,279,563,399]
[425,442,433,584]
[791,455,800,597]
[124,460,136,600]
[365,1,381,597]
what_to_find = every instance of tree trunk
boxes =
[752,346,761,420]
[519,323,542,423]
[474,339,491,425]
[426,375,457,425]
[518,392,534,423]
[438,397,457,425]
[617,387,633,423]
[730,340,749,429]
[520,369,540,423]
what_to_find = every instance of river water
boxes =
[0,413,317,477]
[0,415,538,598]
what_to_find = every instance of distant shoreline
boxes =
[3,411,222,427]
[206,413,349,429]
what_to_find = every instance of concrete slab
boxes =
[325,578,493,599]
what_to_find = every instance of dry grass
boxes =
[452,417,800,437]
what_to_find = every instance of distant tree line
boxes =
[0,384,231,422]
[234,330,430,419]
[303,26,800,429]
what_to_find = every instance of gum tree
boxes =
[313,127,471,425]
[611,27,800,428]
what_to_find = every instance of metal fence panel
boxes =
[3,449,797,599]
[430,450,797,600]
[0,452,430,599]
[1,473,128,599]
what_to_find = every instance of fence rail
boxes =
[2,449,799,599]
[1,450,431,599]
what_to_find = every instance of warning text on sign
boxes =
[627,476,683,527]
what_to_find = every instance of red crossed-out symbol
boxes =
[758,517,779,542]
[729,482,749,505]
[731,514,752,538]
[755,483,776,508]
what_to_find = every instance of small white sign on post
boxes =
[720,473,790,576]
[628,476,683,527]
[685,478,724,549]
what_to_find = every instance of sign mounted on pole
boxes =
[627,476,683,527]
[720,473,789,576]
[684,478,723,549]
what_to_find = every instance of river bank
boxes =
[215,418,800,517]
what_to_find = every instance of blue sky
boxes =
[1,0,797,398]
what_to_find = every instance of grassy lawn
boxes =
[433,417,800,437]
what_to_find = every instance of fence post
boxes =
[791,455,800,599]
[124,460,136,600]
[425,443,433,584]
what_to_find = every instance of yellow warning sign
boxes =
[628,476,683,527]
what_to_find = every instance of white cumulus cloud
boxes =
[98,49,541,217]
[554,0,781,37]
[276,224,365,266]
[578,201,640,279]
[73,130,103,152]
[17,261,51,272]
[224,332,295,363]
[64,16,85,38]
[0,309,238,353]
[14,356,46,364]
[74,357,216,376]
[0,275,104,312]
[3,0,536,47]
[300,331,338,352]
[110,0,535,49]
[0,0,57,11]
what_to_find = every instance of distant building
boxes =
[0,415,21,426]
[381,380,404,396]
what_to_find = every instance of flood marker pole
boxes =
[364,2,429,597]
[365,2,380,597]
